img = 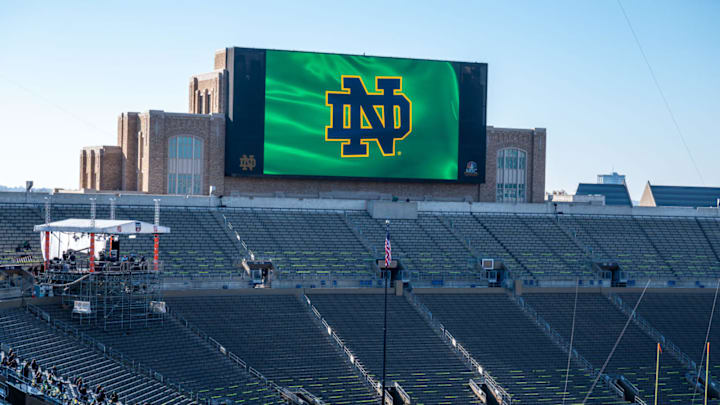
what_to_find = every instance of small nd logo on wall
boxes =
[239,154,256,171]
[325,76,412,157]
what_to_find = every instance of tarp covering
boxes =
[41,232,107,260]
[34,219,170,234]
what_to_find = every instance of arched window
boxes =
[168,136,204,195]
[496,148,527,203]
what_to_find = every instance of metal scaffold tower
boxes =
[34,200,170,330]
[51,265,164,330]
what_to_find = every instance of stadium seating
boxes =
[634,217,720,278]
[39,304,284,404]
[443,213,530,278]
[307,293,483,404]
[166,294,378,404]
[346,212,477,279]
[0,205,43,260]
[0,307,192,404]
[418,293,625,404]
[222,209,376,280]
[556,215,675,279]
[523,293,697,403]
[3,202,720,281]
[618,292,720,378]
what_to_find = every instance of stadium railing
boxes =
[607,293,697,371]
[165,303,296,401]
[404,291,512,405]
[1,358,66,404]
[510,294,600,378]
[24,304,198,403]
[301,294,383,397]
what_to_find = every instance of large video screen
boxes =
[225,47,487,183]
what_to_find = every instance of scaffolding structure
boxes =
[34,200,170,331]
[45,264,164,330]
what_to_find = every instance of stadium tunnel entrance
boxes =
[594,261,628,287]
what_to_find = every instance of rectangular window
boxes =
[194,139,203,159]
[169,137,176,159]
[193,174,201,194]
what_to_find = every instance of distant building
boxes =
[597,172,625,185]
[576,183,632,206]
[639,182,720,208]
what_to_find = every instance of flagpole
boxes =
[654,342,661,405]
[381,219,390,404]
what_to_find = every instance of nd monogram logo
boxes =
[325,75,412,157]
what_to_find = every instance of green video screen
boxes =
[264,50,459,180]
[224,47,487,183]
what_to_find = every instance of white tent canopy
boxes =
[35,219,170,261]
[34,219,170,235]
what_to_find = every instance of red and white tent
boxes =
[34,219,170,272]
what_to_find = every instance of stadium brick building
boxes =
[79,47,546,203]
[3,47,720,405]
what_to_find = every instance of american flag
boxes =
[384,230,392,268]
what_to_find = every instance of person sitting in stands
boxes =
[22,362,31,378]
[55,377,64,395]
[110,391,119,403]
[30,358,38,372]
[78,384,88,401]
[34,368,44,385]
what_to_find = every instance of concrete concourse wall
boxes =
[2,191,720,218]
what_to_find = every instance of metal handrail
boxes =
[164,304,289,402]
[24,304,195,402]
[608,293,698,371]
[404,291,513,405]
[302,295,382,396]
[507,294,645,403]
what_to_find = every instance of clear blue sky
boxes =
[1,0,718,200]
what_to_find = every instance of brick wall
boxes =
[188,70,227,115]
[223,126,547,202]
[482,126,546,203]
[137,111,225,195]
[80,146,122,190]
[118,112,139,190]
